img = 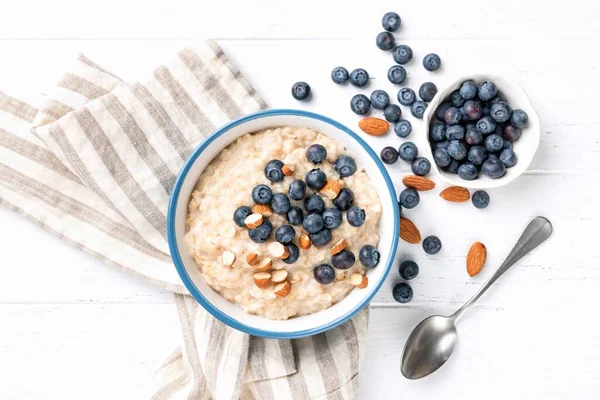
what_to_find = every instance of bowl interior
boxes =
[423,74,540,189]
[168,110,399,338]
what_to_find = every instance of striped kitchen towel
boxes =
[0,42,368,399]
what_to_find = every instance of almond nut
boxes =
[320,180,342,199]
[400,217,421,244]
[274,281,291,298]
[255,257,272,272]
[467,242,487,277]
[253,272,271,289]
[299,233,312,250]
[282,164,295,176]
[271,269,289,284]
[402,175,436,191]
[350,273,368,288]
[331,238,347,255]
[358,117,389,136]
[252,204,272,217]
[268,242,290,259]
[244,213,263,229]
[246,252,258,266]
[440,186,471,202]
[221,250,236,267]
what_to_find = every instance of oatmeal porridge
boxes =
[185,126,382,320]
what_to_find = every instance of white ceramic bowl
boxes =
[167,109,399,339]
[422,75,540,189]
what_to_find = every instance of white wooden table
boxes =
[1,1,599,399]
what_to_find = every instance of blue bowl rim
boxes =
[167,108,399,339]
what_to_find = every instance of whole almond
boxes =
[400,217,421,244]
[271,269,288,284]
[246,252,258,266]
[255,257,272,272]
[244,213,264,229]
[331,238,347,255]
[402,175,436,191]
[253,272,271,289]
[221,251,236,267]
[467,242,487,277]
[440,186,471,202]
[358,117,389,136]
[299,233,312,250]
[320,180,342,199]
[274,281,291,298]
[252,204,273,217]
[350,273,368,288]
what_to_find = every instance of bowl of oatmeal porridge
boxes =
[167,109,399,338]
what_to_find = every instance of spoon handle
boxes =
[451,216,553,322]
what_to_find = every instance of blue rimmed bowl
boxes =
[167,109,399,339]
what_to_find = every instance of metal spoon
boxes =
[401,216,553,379]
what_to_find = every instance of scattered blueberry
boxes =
[476,116,497,134]
[458,162,478,180]
[380,146,399,164]
[465,125,483,145]
[399,188,420,209]
[275,224,296,244]
[478,80,498,101]
[398,142,418,162]
[384,104,402,122]
[484,134,504,153]
[322,208,343,229]
[359,245,380,268]
[447,140,467,160]
[287,206,304,225]
[503,124,522,142]
[411,157,431,176]
[459,80,478,100]
[376,32,395,51]
[463,100,482,121]
[382,12,401,32]
[397,88,416,106]
[481,158,506,179]
[490,101,512,123]
[446,125,465,141]
[468,145,487,165]
[291,82,311,101]
[264,160,285,182]
[252,184,273,205]
[444,107,463,125]
[248,220,272,243]
[370,90,390,110]
[435,102,451,120]
[283,244,300,264]
[422,235,442,254]
[399,260,419,280]
[472,190,490,209]
[499,149,517,167]
[394,119,412,138]
[433,147,451,167]
[350,94,371,115]
[419,82,438,102]
[393,45,413,64]
[450,90,466,108]
[305,169,327,190]
[430,122,446,142]
[392,282,413,303]
[410,100,427,119]
[271,193,291,214]
[289,179,307,201]
[333,188,354,211]
[423,53,441,71]
[314,264,335,284]
[334,155,357,177]
[304,193,325,214]
[303,213,325,234]
[332,250,356,270]
[511,109,529,128]
[349,68,369,87]
[310,228,332,247]
[347,206,366,227]
[306,144,327,164]
[233,206,252,227]
[331,67,349,84]
[387,65,407,84]
[445,159,461,174]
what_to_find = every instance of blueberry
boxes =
[333,188,354,211]
[465,124,483,145]
[411,157,431,176]
[252,184,273,205]
[392,44,413,64]
[304,193,325,214]
[322,208,343,229]
[275,224,295,244]
[487,153,499,161]
[305,169,327,190]
[359,245,380,268]
[433,147,451,167]
[481,158,506,179]
[349,68,369,87]
[447,140,467,160]
[490,101,512,123]
[468,145,487,166]
[271,193,291,214]
[370,90,390,110]
[347,206,366,227]
[399,260,419,280]
[445,159,461,174]
[394,120,412,138]
[419,82,438,102]
[490,92,506,104]
[511,109,529,128]
[503,124,522,142]
[459,80,478,100]
[397,88,416,106]
[350,94,371,115]
[502,140,513,151]
[332,250,356,270]
[380,146,399,164]
[331,67,349,84]
[463,100,482,121]
[291,82,311,101]
[429,122,446,142]
[423,53,441,71]
[303,213,325,234]
[382,12,401,32]
[484,134,504,153]
[472,190,490,209]
[387,65,407,84]
[264,160,285,182]
[248,220,272,243]
[289,179,307,201]
[450,90,466,108]
[286,206,304,225]
[306,144,327,164]
[444,107,463,125]
[422,235,442,254]
[433,103,449,122]
[398,142,418,162]
[458,162,478,180]
[233,206,252,227]
[376,32,395,51]
[334,155,357,177]
[392,282,413,303]
[446,125,465,141]
[476,116,496,134]
[384,104,402,122]
[499,149,517,167]
[310,228,332,247]
[314,264,335,284]
[478,80,498,101]
[399,187,420,209]
[482,103,491,117]
[410,101,427,119]
[283,244,300,264]
[434,140,450,150]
